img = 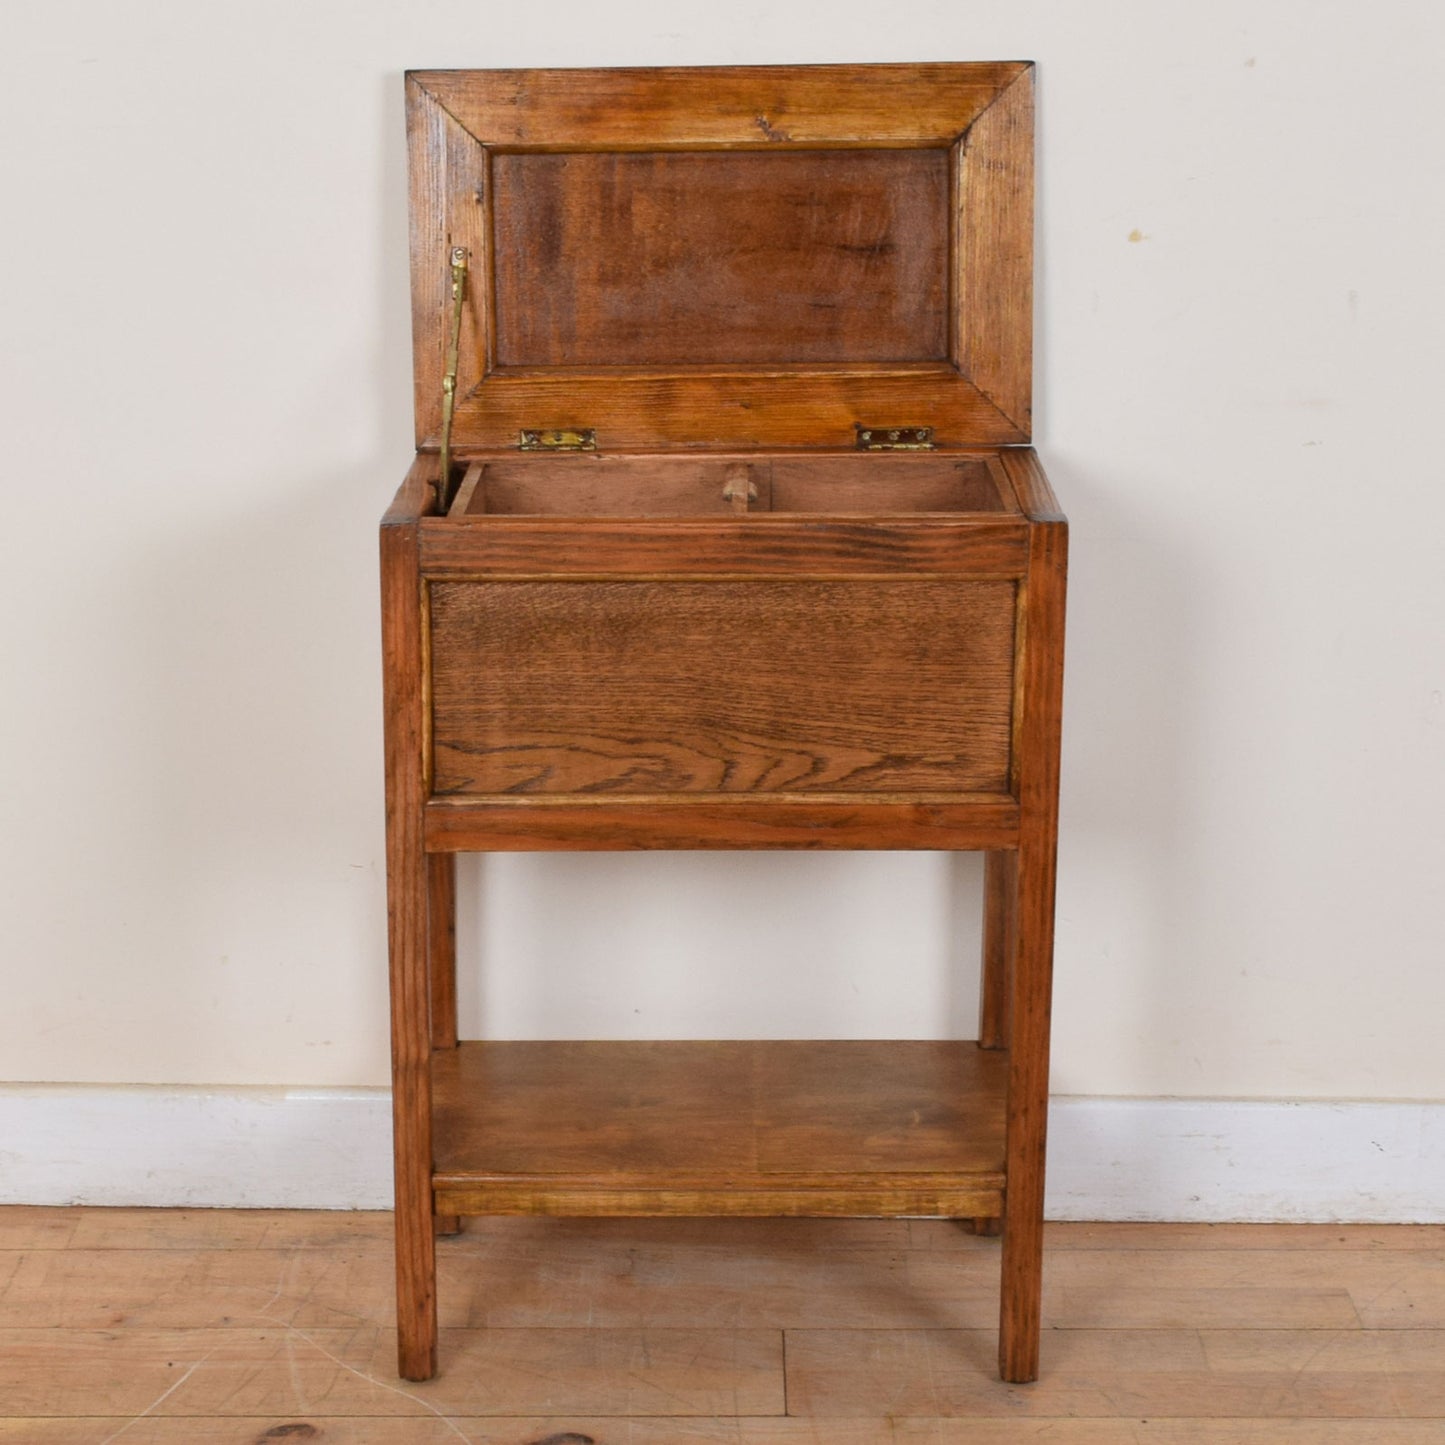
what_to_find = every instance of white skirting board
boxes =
[2,1086,1443,1221]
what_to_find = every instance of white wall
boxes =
[2,1,1442,1109]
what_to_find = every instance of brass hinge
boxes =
[437,245,469,508]
[519,428,597,451]
[855,425,935,451]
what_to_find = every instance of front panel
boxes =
[428,577,1017,797]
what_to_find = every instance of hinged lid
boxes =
[407,63,1033,452]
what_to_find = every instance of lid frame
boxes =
[407,63,1034,452]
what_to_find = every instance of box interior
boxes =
[448,452,1014,518]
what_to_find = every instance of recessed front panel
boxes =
[429,578,1016,796]
[491,148,951,367]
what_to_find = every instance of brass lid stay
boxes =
[437,246,469,507]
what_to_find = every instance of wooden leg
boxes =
[970,851,1016,1248]
[998,837,1057,1383]
[427,853,458,1050]
[998,509,1066,1385]
[382,515,438,1383]
[958,1216,1002,1237]
[428,854,459,1240]
[979,850,1017,1050]
[389,848,437,1382]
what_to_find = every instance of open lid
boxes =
[407,63,1033,452]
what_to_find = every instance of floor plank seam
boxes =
[781,1325,789,1418]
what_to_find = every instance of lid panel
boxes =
[407,63,1034,451]
[492,148,950,368]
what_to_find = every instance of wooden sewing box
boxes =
[382,62,1066,1384]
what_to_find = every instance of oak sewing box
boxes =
[382,62,1066,1384]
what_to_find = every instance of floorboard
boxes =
[0,1209,1442,1440]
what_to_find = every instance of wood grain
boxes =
[786,1326,1445,1420]
[431,1041,1006,1218]
[9,1422,1445,1444]
[454,452,1008,517]
[8,1211,1445,1433]
[423,794,1020,852]
[426,852,456,1051]
[770,453,1008,513]
[406,77,487,450]
[979,850,1018,1050]
[447,458,485,516]
[411,64,1029,150]
[463,455,769,516]
[0,1325,782,1418]
[435,1182,1004,1221]
[448,367,1028,451]
[999,445,1064,522]
[420,511,1029,578]
[999,504,1068,1383]
[429,577,1017,796]
[0,1209,78,1250]
[957,67,1034,434]
[407,63,1034,450]
[380,469,437,1381]
[492,148,950,367]
[1030,1221,1445,1252]
[382,453,439,527]
[61,1205,393,1251]
[6,1236,1393,1335]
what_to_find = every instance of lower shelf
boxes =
[432,1039,1006,1219]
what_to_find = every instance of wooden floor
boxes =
[1,1210,1443,1442]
